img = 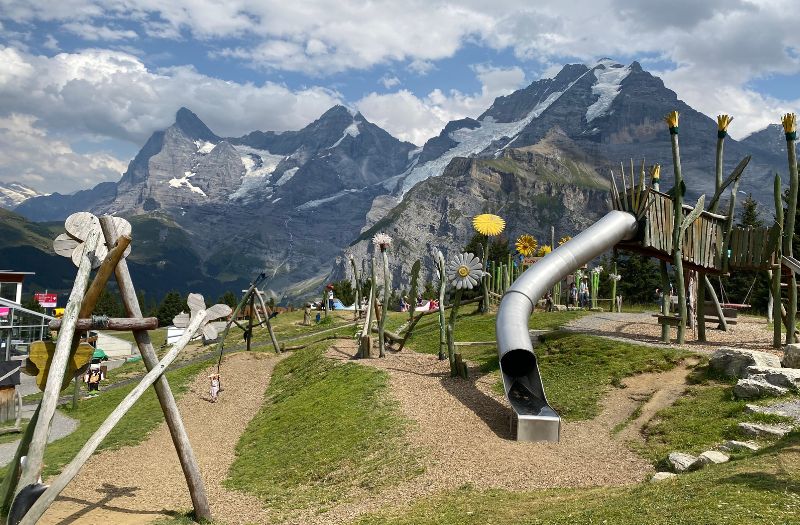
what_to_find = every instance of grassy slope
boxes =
[226,342,421,519]
[355,429,800,525]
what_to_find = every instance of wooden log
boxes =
[18,309,206,525]
[704,275,728,332]
[0,405,40,517]
[16,228,100,492]
[255,292,281,354]
[49,317,158,331]
[359,334,372,359]
[99,216,211,521]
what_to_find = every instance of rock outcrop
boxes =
[709,348,781,379]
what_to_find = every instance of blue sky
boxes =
[1,0,800,193]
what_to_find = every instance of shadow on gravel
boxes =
[53,483,163,524]
[440,364,514,440]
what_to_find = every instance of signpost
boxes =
[34,293,57,309]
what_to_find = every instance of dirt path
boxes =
[38,352,280,525]
[316,340,697,524]
[565,311,779,356]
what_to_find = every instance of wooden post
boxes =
[436,252,447,361]
[349,255,361,321]
[255,291,281,354]
[774,173,785,348]
[0,405,39,517]
[783,114,798,344]
[99,216,211,521]
[246,292,255,352]
[652,165,671,342]
[666,111,687,344]
[18,309,206,525]
[16,229,100,491]
[703,276,728,331]
[378,247,390,357]
[446,289,463,376]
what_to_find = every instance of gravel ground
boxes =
[37,352,281,525]
[311,339,697,524]
[564,311,780,356]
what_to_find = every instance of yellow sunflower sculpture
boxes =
[472,214,505,236]
[515,234,538,256]
[537,244,552,257]
[558,235,572,246]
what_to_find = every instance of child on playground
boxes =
[209,373,220,402]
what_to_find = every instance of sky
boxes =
[1,0,800,194]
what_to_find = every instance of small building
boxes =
[95,332,136,359]
[0,297,53,361]
[0,270,34,304]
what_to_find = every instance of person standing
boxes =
[579,278,590,308]
[568,282,578,308]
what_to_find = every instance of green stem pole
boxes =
[775,173,785,347]
[481,241,490,313]
[379,250,390,357]
[786,125,798,344]
[669,122,687,344]
[446,288,463,376]
[437,252,447,360]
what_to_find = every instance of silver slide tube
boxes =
[496,210,638,442]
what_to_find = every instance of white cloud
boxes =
[357,64,526,145]
[380,75,400,89]
[61,22,138,41]
[0,46,342,145]
[0,113,127,193]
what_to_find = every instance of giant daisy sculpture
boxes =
[515,234,538,257]
[472,214,505,236]
[472,213,505,313]
[371,232,392,356]
[372,232,392,252]
[446,252,484,290]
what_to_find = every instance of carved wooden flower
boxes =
[446,252,484,290]
[372,232,392,251]
[52,212,132,269]
[172,293,233,341]
[515,234,537,256]
[472,214,505,236]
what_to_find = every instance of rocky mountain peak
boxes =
[0,181,46,209]
[174,107,219,143]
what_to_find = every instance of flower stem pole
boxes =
[666,112,687,344]
[446,288,463,376]
[349,255,360,321]
[784,114,798,344]
[481,240,490,313]
[774,173,785,348]
[436,252,447,360]
[610,263,618,312]
[378,248,390,357]
[651,165,671,342]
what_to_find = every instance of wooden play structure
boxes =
[609,111,799,347]
[0,213,232,525]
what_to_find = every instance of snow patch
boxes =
[168,171,207,197]
[194,140,216,154]
[272,197,282,203]
[329,121,361,149]
[275,167,299,186]
[585,62,630,123]
[229,145,286,200]
[296,189,361,210]
[399,69,591,196]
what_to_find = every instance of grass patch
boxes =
[536,333,689,421]
[226,342,421,518]
[0,355,214,483]
[355,430,800,525]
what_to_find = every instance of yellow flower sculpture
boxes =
[717,114,733,132]
[472,214,505,236]
[558,235,572,246]
[664,110,679,129]
[515,234,538,256]
[649,164,661,183]
[782,113,797,134]
[537,244,552,257]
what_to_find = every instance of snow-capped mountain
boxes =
[0,182,45,209]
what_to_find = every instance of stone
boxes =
[783,344,800,368]
[552,304,567,311]
[738,422,793,438]
[745,367,800,390]
[650,472,677,482]
[667,452,697,473]
[744,399,800,423]
[690,450,729,469]
[709,348,781,379]
[720,440,760,452]
[733,378,789,399]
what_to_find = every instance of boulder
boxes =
[745,367,800,390]
[734,378,789,399]
[738,422,793,438]
[719,440,760,452]
[745,399,800,423]
[709,348,781,379]
[651,472,677,482]
[783,344,800,368]
[667,452,697,473]
[690,450,729,469]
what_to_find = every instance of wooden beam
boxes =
[49,317,158,331]
[99,216,211,521]
[19,309,206,525]
[16,229,100,492]
[254,291,281,354]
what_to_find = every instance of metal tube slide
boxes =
[496,211,639,442]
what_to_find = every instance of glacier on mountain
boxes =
[585,61,630,123]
